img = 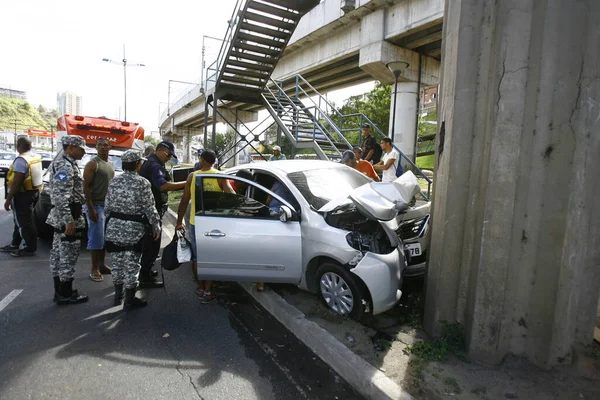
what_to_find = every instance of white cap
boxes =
[273,145,281,151]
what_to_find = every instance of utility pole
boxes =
[13,119,18,150]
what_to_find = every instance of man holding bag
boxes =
[175,150,234,303]
[104,150,161,310]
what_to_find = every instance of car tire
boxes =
[316,262,368,320]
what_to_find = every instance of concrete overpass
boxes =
[160,0,444,162]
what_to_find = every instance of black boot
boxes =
[53,276,60,302]
[113,284,124,306]
[56,279,88,305]
[139,271,164,288]
[123,286,147,311]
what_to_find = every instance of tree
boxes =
[144,136,160,147]
[335,82,392,144]
[207,129,236,159]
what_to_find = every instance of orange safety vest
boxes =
[6,152,43,191]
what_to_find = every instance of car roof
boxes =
[235,160,343,174]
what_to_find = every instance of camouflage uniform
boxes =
[47,139,86,282]
[104,151,160,290]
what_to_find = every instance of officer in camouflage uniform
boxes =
[104,150,160,310]
[47,135,89,305]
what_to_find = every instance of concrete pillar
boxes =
[424,0,600,369]
[389,82,418,162]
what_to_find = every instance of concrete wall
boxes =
[424,0,600,368]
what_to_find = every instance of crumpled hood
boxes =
[318,171,420,221]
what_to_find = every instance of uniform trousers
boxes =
[112,250,143,289]
[49,232,80,282]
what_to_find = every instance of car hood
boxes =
[318,171,420,221]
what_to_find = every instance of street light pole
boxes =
[102,45,145,121]
[386,61,410,142]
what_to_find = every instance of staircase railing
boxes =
[263,81,342,158]
[204,0,246,95]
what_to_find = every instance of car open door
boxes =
[193,174,303,284]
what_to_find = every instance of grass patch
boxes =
[416,154,434,170]
[168,190,183,213]
[404,321,466,362]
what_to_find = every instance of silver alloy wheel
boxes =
[319,272,354,315]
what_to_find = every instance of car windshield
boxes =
[287,167,371,210]
[0,152,15,160]
[78,153,123,171]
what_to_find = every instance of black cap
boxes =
[341,150,355,163]
[157,140,178,159]
[362,123,371,129]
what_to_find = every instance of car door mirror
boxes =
[279,205,293,222]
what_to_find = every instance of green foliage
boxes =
[333,82,391,144]
[0,96,57,132]
[418,109,437,138]
[207,129,236,159]
[144,136,160,147]
[404,321,466,362]
[416,154,434,170]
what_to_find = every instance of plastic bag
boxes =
[161,235,181,271]
[176,230,192,263]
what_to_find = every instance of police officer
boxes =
[138,140,185,288]
[104,150,161,310]
[47,135,88,305]
[2,137,43,257]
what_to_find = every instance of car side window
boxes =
[195,176,279,220]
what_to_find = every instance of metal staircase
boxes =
[205,0,320,104]
[260,75,433,199]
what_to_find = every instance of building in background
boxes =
[0,87,27,100]
[57,91,82,115]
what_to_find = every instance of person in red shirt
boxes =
[342,150,380,181]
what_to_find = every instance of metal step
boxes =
[237,32,285,49]
[227,59,273,72]
[221,75,266,86]
[233,41,281,57]
[247,1,300,21]
[240,21,291,40]
[244,11,296,31]
[223,67,269,79]
[230,50,277,65]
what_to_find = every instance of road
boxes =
[0,179,363,400]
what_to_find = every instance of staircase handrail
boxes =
[263,85,340,156]
[295,74,344,119]
[208,0,246,94]
[269,78,350,154]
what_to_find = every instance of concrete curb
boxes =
[238,282,413,400]
[165,209,413,400]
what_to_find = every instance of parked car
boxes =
[190,160,428,319]
[34,149,124,238]
[0,152,16,178]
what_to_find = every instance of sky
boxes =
[0,0,373,138]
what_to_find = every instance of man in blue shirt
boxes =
[138,140,186,288]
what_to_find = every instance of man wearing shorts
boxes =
[83,137,114,282]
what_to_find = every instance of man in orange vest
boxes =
[2,137,43,257]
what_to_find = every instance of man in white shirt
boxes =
[373,137,400,182]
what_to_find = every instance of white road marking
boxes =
[0,289,23,312]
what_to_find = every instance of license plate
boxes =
[404,243,422,257]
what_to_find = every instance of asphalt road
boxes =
[0,180,363,400]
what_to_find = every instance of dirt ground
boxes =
[270,280,600,400]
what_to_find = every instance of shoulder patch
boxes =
[55,170,69,181]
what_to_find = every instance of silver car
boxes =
[192,161,424,319]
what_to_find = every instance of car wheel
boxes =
[316,263,367,320]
